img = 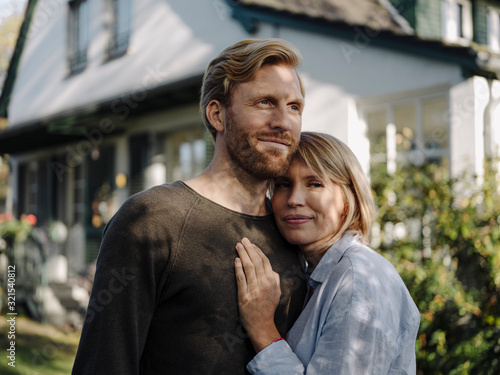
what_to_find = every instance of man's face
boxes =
[222,64,304,179]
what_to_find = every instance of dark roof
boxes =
[0,75,202,154]
[229,0,499,77]
[233,0,408,33]
[1,0,499,154]
[0,0,37,118]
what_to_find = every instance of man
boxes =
[72,39,307,374]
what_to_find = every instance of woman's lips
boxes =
[283,214,312,224]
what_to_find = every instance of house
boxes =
[0,0,498,324]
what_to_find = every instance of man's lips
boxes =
[283,214,312,224]
[258,137,290,150]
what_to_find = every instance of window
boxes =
[126,128,207,193]
[456,3,464,38]
[442,0,472,44]
[106,0,132,59]
[129,134,149,195]
[164,128,206,183]
[68,0,89,73]
[74,164,85,224]
[364,94,449,172]
[487,7,500,53]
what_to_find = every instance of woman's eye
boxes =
[309,182,324,188]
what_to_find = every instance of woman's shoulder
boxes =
[344,241,397,275]
[342,242,409,298]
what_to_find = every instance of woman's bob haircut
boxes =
[291,132,376,246]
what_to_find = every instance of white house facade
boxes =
[0,0,499,323]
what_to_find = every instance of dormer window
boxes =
[488,7,500,53]
[442,0,472,44]
[68,0,89,73]
[106,0,132,59]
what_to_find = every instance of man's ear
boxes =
[206,100,225,132]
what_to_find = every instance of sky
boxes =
[0,0,27,24]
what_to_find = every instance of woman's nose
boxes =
[287,186,305,207]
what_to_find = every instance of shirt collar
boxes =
[308,232,360,288]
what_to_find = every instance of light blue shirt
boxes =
[247,233,421,374]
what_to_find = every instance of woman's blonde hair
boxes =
[294,132,376,245]
[200,38,304,141]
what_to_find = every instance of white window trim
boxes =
[105,0,132,59]
[487,7,500,53]
[361,91,450,172]
[442,0,473,45]
[68,0,89,73]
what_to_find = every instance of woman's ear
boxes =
[206,100,225,132]
[343,204,349,218]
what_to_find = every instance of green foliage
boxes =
[371,159,500,375]
[0,316,79,374]
[0,213,35,244]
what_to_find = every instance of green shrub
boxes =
[371,159,500,375]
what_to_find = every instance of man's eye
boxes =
[291,105,299,111]
[260,99,269,105]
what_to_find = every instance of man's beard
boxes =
[224,109,298,179]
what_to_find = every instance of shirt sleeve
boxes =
[247,310,402,375]
[247,340,305,374]
[246,262,407,374]
[72,190,170,375]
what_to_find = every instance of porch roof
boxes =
[0,75,202,154]
[1,0,499,155]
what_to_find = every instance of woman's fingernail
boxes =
[242,238,250,244]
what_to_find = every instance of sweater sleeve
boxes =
[72,188,172,375]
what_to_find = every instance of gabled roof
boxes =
[228,0,499,77]
[232,0,411,34]
[0,0,37,118]
[0,0,499,154]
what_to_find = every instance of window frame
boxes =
[105,0,132,60]
[487,6,500,53]
[67,0,89,74]
[441,0,473,45]
[362,91,450,172]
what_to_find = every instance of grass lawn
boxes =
[0,316,80,375]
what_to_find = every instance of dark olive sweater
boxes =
[72,181,307,374]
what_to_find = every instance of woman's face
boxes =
[272,157,346,259]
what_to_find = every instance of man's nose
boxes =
[269,105,292,131]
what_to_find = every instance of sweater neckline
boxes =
[175,180,275,221]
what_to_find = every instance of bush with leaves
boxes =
[371,158,500,375]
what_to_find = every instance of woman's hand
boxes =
[235,238,282,352]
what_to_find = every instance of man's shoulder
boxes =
[124,181,194,210]
[105,181,196,231]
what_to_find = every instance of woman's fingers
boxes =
[241,238,266,276]
[234,257,247,294]
[235,242,258,290]
[247,240,275,277]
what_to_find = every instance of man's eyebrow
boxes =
[293,97,305,107]
[245,93,305,105]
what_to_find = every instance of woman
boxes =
[234,132,420,374]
